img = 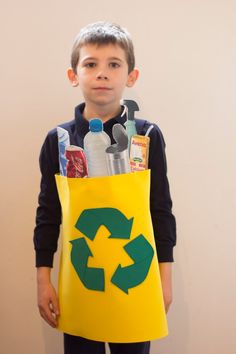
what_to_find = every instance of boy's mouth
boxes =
[93,87,112,90]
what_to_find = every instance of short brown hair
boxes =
[71,21,135,74]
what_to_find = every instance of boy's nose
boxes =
[97,74,108,80]
[96,68,108,80]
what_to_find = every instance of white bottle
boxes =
[84,118,111,177]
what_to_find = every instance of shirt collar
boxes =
[74,102,127,137]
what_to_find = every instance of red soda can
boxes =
[65,145,88,178]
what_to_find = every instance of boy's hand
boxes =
[37,267,60,328]
[159,262,173,314]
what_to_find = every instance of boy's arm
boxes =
[148,124,176,263]
[159,262,172,313]
[147,123,176,312]
[33,130,61,267]
[34,131,61,326]
[37,267,59,327]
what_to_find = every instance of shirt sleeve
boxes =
[33,130,62,267]
[148,124,176,262]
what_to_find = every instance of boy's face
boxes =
[68,43,139,110]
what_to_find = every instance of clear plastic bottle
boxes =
[83,118,111,177]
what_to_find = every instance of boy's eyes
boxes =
[85,62,96,68]
[110,62,120,68]
[84,62,121,68]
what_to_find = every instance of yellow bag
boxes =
[55,170,168,342]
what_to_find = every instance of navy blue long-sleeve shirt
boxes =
[34,103,176,267]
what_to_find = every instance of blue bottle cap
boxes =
[89,118,103,132]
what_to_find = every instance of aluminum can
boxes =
[65,145,88,178]
[57,127,70,176]
[106,146,131,175]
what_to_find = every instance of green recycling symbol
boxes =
[70,208,154,294]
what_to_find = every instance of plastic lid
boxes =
[89,118,103,132]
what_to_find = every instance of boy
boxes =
[34,22,176,354]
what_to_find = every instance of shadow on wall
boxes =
[42,245,63,354]
[42,324,63,354]
[152,255,189,354]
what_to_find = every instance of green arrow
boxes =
[75,208,134,240]
[70,238,105,291]
[111,235,154,294]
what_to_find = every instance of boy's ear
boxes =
[67,68,79,87]
[126,68,139,87]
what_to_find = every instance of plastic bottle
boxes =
[83,118,111,177]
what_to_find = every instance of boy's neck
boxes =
[83,103,122,122]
